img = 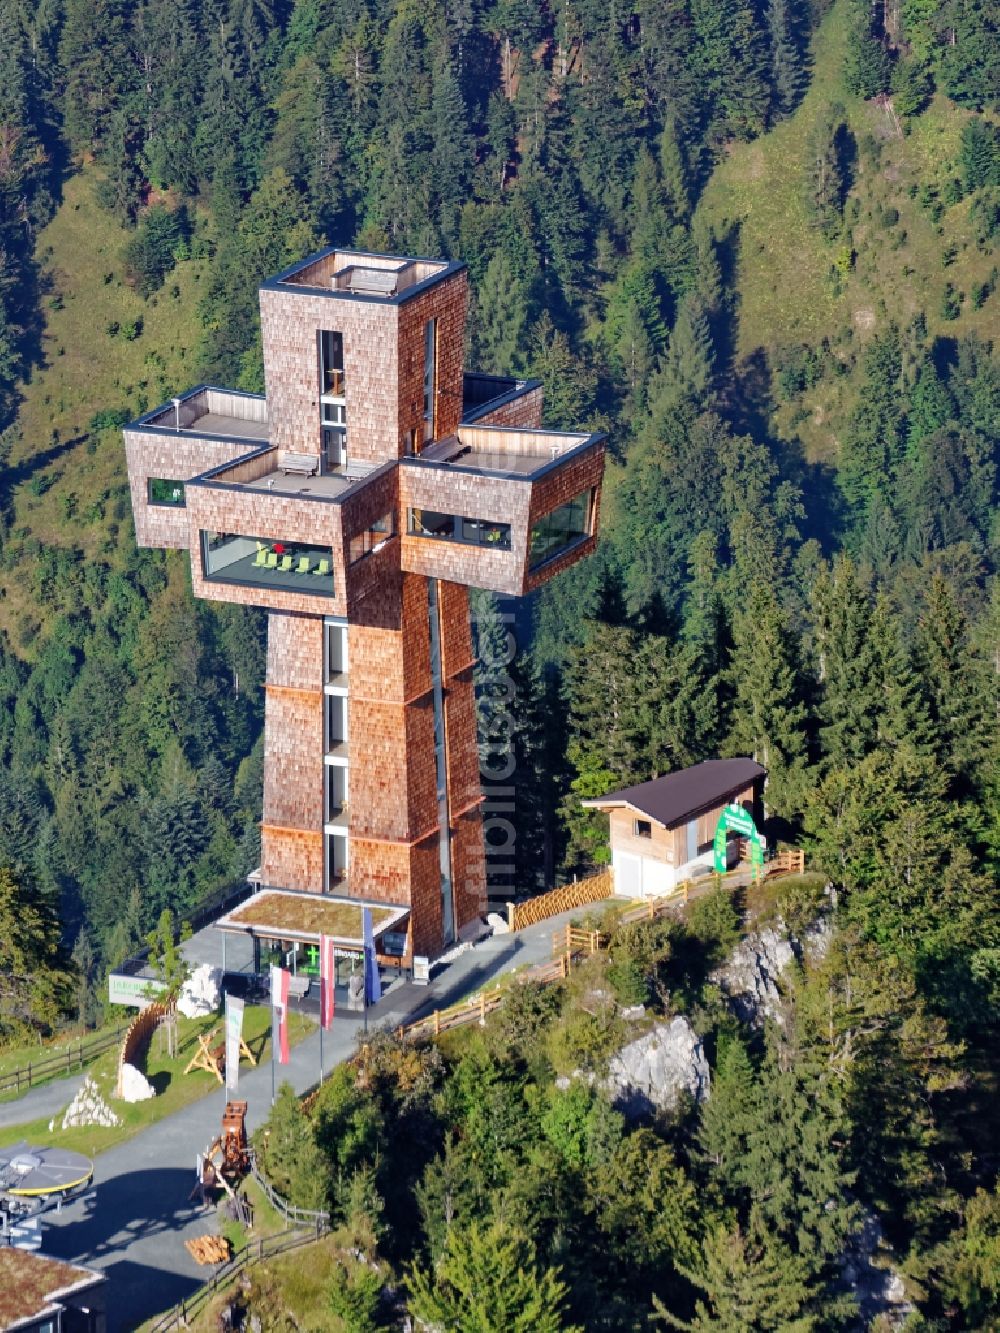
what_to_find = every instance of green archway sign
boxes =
[713,802,764,874]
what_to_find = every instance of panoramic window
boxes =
[528,489,593,569]
[349,513,394,564]
[148,477,185,506]
[408,508,511,550]
[200,532,335,595]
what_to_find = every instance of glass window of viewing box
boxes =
[408,509,510,550]
[200,532,335,595]
[528,489,592,569]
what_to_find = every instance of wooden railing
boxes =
[146,1226,325,1331]
[115,1001,173,1097]
[551,923,605,962]
[768,848,805,876]
[401,987,506,1040]
[507,869,614,931]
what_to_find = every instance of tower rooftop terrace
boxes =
[267,246,464,303]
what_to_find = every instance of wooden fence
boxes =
[768,848,805,876]
[507,869,614,931]
[0,1026,126,1099]
[115,1001,173,1096]
[551,924,606,962]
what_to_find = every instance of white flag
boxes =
[225,993,245,1091]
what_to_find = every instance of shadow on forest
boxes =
[0,433,88,494]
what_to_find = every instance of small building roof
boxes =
[0,1250,104,1331]
[581,758,766,830]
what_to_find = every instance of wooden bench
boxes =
[343,267,398,297]
[279,452,318,476]
[342,459,376,479]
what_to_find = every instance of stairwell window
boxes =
[349,512,394,564]
[320,330,345,396]
[423,318,437,443]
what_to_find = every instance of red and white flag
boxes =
[319,934,336,1031]
[270,964,290,1065]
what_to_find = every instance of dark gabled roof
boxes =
[582,758,766,830]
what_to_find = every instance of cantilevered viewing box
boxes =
[123,247,606,958]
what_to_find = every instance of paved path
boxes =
[0,1074,87,1131]
[28,913,585,1330]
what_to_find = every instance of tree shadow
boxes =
[0,433,88,493]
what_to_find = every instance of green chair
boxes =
[253,548,268,567]
[265,552,278,568]
[313,558,331,577]
[296,556,311,574]
[279,555,293,572]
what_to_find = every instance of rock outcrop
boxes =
[62,1075,121,1129]
[177,964,223,1019]
[712,912,833,1026]
[606,1016,710,1118]
[840,1209,916,1329]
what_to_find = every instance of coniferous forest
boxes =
[0,0,998,1325]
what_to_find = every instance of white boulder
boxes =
[118,1062,156,1103]
[607,1016,710,1119]
[177,964,223,1019]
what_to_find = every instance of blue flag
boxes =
[363,907,382,1006]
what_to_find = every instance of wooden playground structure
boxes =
[183,1026,257,1086]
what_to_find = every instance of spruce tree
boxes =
[654,1212,821,1332]
[767,0,805,116]
[662,295,716,403]
[697,1036,758,1186]
[809,556,879,769]
[867,594,935,758]
[407,1221,581,1333]
[725,581,808,815]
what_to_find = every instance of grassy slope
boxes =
[1,167,208,647]
[697,0,997,462]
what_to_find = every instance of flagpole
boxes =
[319,1000,324,1084]
[270,990,276,1105]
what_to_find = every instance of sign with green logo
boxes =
[712,803,763,873]
[108,973,168,1008]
